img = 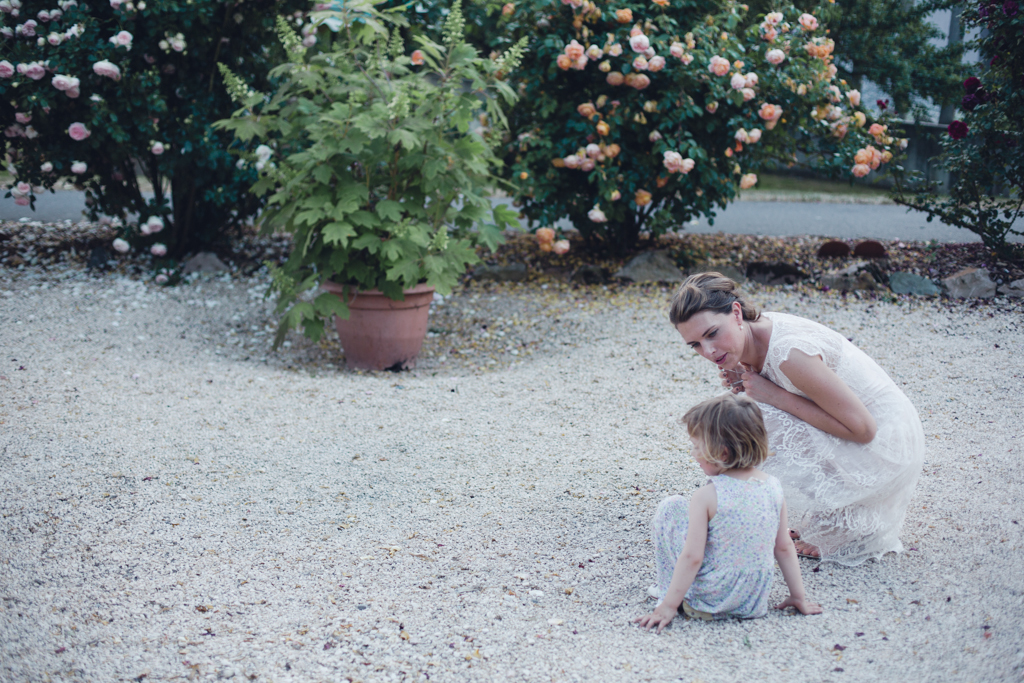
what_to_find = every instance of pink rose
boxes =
[66,87,80,98]
[681,54,694,65]
[21,19,37,36]
[681,158,695,173]
[24,126,38,139]
[747,128,762,143]
[553,239,570,255]
[302,35,316,48]
[648,55,665,72]
[151,142,165,155]
[846,89,861,107]
[741,88,756,101]
[501,3,514,16]
[556,54,572,70]
[563,155,580,169]
[670,42,683,58]
[145,216,164,233]
[37,9,50,21]
[51,74,78,91]
[40,162,53,173]
[730,73,746,90]
[155,273,169,284]
[734,129,750,144]
[764,11,783,24]
[739,173,757,189]
[71,161,87,173]
[587,206,607,223]
[663,151,684,172]
[14,196,29,206]
[765,49,785,65]
[798,13,818,31]
[761,26,778,42]
[109,30,132,49]
[585,143,601,158]
[150,243,167,257]
[632,56,649,71]
[68,122,91,141]
[649,130,662,142]
[708,56,730,77]
[16,181,30,194]
[610,190,621,201]
[744,72,758,88]
[573,56,588,70]
[580,158,595,171]
[606,71,624,86]
[629,33,650,53]
[47,32,62,45]
[706,101,718,113]
[631,74,651,90]
[22,62,47,80]
[15,112,30,123]
[564,39,585,60]
[586,44,603,60]
[0,61,13,78]
[112,238,130,253]
[608,43,623,57]
[93,59,121,80]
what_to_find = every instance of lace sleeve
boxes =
[765,314,845,373]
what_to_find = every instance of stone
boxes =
[942,268,996,298]
[853,240,888,259]
[87,246,111,270]
[889,271,941,296]
[183,251,230,274]
[471,262,528,282]
[571,264,609,285]
[745,261,808,286]
[817,240,852,258]
[612,250,684,283]
[999,278,1024,298]
[820,262,882,291]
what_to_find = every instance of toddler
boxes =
[635,393,821,632]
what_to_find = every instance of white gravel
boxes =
[1,265,1023,683]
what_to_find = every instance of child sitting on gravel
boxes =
[634,393,821,632]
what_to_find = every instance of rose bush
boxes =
[0,0,309,256]
[889,0,1023,253]
[498,0,898,249]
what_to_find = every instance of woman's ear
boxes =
[733,301,744,325]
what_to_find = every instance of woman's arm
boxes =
[736,349,877,444]
[772,499,821,615]
[633,487,712,633]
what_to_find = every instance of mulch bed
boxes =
[1,219,1022,291]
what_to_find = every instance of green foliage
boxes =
[748,0,965,118]
[0,0,311,256]
[889,0,1024,253]
[215,0,521,348]
[499,0,896,250]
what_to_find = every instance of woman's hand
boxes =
[720,363,779,403]
[774,594,823,615]
[633,603,678,633]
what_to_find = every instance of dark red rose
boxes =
[876,99,889,110]
[963,76,981,93]
[948,120,969,140]
[962,93,979,110]
[1004,0,1018,16]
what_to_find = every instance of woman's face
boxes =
[675,303,745,369]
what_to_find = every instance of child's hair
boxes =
[669,272,760,326]
[682,393,769,469]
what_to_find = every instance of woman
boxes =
[669,272,924,565]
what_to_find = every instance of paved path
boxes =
[2,190,1000,243]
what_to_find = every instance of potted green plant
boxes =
[215,0,524,369]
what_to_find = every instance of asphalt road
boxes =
[0,189,998,243]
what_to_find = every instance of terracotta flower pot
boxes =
[320,281,435,371]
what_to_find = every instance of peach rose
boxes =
[586,44,604,60]
[648,55,665,71]
[634,189,652,206]
[670,42,684,58]
[565,40,585,60]
[853,111,866,127]
[706,101,719,113]
[615,8,632,23]
[853,148,871,165]
[596,120,610,136]
[758,103,778,121]
[764,11,783,25]
[577,102,597,118]
[748,128,762,143]
[606,143,621,157]
[536,227,555,244]
[708,55,730,76]
[730,73,746,90]
[557,54,573,70]
[682,54,694,65]
[851,163,870,178]
[632,56,649,71]
[739,173,757,189]
[587,206,607,223]
[411,50,425,65]
[761,26,778,42]
[631,74,651,89]
[553,239,570,254]
[652,0,669,6]
[881,150,893,163]
[610,189,621,201]
[598,60,611,72]
[608,43,623,57]
[798,13,818,31]
[741,88,756,101]
[606,71,624,86]
[846,89,861,107]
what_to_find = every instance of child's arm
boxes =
[633,486,712,633]
[772,499,822,615]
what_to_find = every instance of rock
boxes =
[853,240,888,259]
[817,240,852,258]
[716,265,747,284]
[745,261,808,286]
[612,250,684,283]
[942,268,996,298]
[571,264,609,285]
[999,278,1024,298]
[87,246,110,270]
[820,262,882,291]
[183,251,230,274]
[472,262,528,282]
[889,271,941,296]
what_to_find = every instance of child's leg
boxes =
[652,495,690,598]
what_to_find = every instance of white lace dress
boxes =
[756,312,925,566]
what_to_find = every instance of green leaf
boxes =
[322,221,356,246]
[376,199,404,222]
[313,291,350,320]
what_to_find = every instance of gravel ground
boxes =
[1,263,1023,683]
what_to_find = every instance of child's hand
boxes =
[633,603,677,633]
[775,595,822,615]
